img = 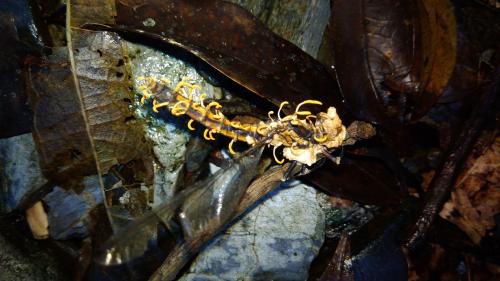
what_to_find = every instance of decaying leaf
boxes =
[319,232,354,281]
[68,29,149,173]
[418,0,457,104]
[0,0,47,138]
[440,133,499,244]
[28,29,149,184]
[28,48,98,183]
[70,0,344,115]
[304,157,405,206]
[331,0,456,123]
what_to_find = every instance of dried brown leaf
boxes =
[68,29,149,173]
[440,134,500,244]
[29,48,98,183]
[28,29,149,184]
[331,0,456,123]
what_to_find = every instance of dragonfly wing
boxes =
[96,146,263,265]
[95,183,199,265]
[179,146,263,239]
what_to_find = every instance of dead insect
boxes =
[137,76,347,166]
[96,76,351,275]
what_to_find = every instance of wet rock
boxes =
[127,42,223,105]
[319,197,378,239]
[0,133,47,213]
[43,176,103,240]
[351,215,408,281]
[146,124,188,206]
[126,42,223,205]
[231,0,330,56]
[181,181,325,281]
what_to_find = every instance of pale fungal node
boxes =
[279,106,347,166]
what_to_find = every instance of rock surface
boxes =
[0,133,47,213]
[230,0,330,56]
[0,222,69,281]
[180,182,325,281]
[43,176,103,240]
[127,42,222,206]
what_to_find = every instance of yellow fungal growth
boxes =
[199,93,207,107]
[208,129,217,140]
[228,139,237,155]
[152,99,169,113]
[137,76,157,104]
[273,146,285,164]
[203,128,212,141]
[187,119,196,131]
[267,111,275,121]
[313,133,328,143]
[295,100,323,116]
[159,77,171,85]
[137,76,347,166]
[277,101,289,120]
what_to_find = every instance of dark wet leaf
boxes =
[0,0,47,138]
[304,156,405,206]
[319,232,355,281]
[28,48,98,183]
[405,70,498,249]
[151,149,297,281]
[68,29,150,173]
[27,15,152,257]
[73,0,344,114]
[183,137,212,186]
[331,0,456,123]
[311,206,409,281]
[440,130,499,244]
[349,211,408,281]
[435,0,499,107]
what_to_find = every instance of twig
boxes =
[319,232,354,281]
[405,69,499,249]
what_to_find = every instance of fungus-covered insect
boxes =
[137,76,347,166]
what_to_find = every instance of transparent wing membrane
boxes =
[96,146,263,265]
